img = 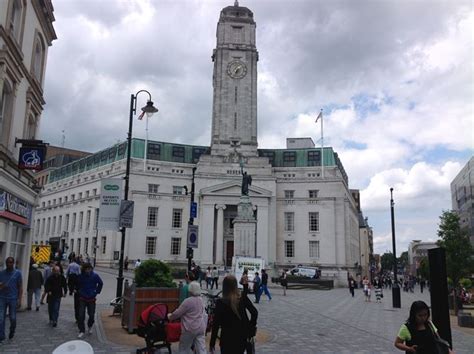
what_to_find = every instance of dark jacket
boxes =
[27,268,44,291]
[76,271,103,301]
[210,296,258,353]
[45,274,67,300]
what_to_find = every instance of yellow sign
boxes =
[31,245,51,264]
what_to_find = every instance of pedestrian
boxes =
[210,275,258,354]
[348,275,355,298]
[124,256,129,271]
[27,263,43,311]
[420,279,425,293]
[258,269,272,301]
[205,266,212,289]
[375,283,383,303]
[68,252,76,264]
[66,257,80,295]
[239,269,249,297]
[362,276,370,301]
[0,257,22,343]
[211,266,219,290]
[253,272,261,303]
[280,271,288,296]
[135,259,141,268]
[40,260,55,305]
[76,263,103,338]
[395,300,453,354]
[44,266,67,327]
[168,281,207,353]
[365,284,372,302]
[179,271,195,304]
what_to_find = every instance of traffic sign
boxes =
[187,225,199,248]
[190,202,197,218]
[119,200,134,228]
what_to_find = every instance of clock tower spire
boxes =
[210,3,258,157]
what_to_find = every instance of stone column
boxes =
[215,204,226,265]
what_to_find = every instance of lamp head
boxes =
[141,101,159,118]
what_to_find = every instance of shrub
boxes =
[460,278,472,289]
[134,259,176,288]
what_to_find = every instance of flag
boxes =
[315,110,322,123]
[138,111,145,120]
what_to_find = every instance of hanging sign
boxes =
[98,178,123,230]
[18,146,46,170]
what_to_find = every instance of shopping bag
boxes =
[165,322,181,343]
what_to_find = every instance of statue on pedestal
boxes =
[240,162,252,196]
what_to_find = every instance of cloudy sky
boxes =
[39,0,473,255]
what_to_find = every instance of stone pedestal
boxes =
[233,195,257,257]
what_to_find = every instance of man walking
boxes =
[253,272,261,304]
[259,269,272,301]
[44,266,67,327]
[27,264,43,311]
[348,275,356,297]
[40,260,54,305]
[66,257,80,295]
[0,257,23,342]
[76,263,103,338]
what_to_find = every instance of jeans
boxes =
[27,288,42,308]
[77,300,96,333]
[254,285,261,303]
[258,284,272,300]
[48,297,61,323]
[211,278,218,290]
[0,297,17,341]
[73,293,80,322]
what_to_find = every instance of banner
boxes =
[98,178,123,231]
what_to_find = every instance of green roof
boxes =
[48,138,346,183]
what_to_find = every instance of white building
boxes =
[0,0,56,285]
[35,2,360,285]
[407,240,438,276]
[451,156,474,246]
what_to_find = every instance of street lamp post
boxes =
[390,188,401,308]
[116,90,158,299]
[185,167,197,271]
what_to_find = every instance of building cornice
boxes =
[31,0,57,46]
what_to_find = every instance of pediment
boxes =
[200,180,272,197]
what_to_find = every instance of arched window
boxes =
[32,35,46,83]
[0,80,14,146]
[9,0,24,43]
[25,114,36,139]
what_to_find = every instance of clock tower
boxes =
[210,1,258,157]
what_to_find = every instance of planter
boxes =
[122,282,181,333]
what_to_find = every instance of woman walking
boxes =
[239,270,249,297]
[210,275,258,354]
[168,281,207,354]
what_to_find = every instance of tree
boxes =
[417,257,429,280]
[437,210,474,314]
[381,252,395,272]
[398,251,409,274]
[134,259,176,288]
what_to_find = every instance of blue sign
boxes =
[190,202,197,218]
[187,225,199,248]
[18,146,46,171]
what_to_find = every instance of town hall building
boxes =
[35,2,361,285]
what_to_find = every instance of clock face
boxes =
[227,60,247,79]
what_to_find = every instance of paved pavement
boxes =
[0,268,472,353]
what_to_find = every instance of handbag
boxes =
[165,321,182,343]
[428,321,450,354]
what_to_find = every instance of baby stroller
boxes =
[136,303,171,354]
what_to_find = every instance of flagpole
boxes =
[144,115,148,172]
[321,109,324,179]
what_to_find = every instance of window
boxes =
[283,151,296,167]
[86,191,89,198]
[58,215,62,233]
[9,0,24,42]
[147,142,161,160]
[86,210,91,230]
[94,208,99,230]
[284,212,294,232]
[84,238,89,255]
[41,218,45,235]
[35,219,40,237]
[285,240,295,258]
[146,237,157,255]
[70,239,74,252]
[258,150,275,165]
[307,151,321,166]
[117,142,126,158]
[309,241,320,258]
[32,34,46,82]
[172,209,183,228]
[77,238,81,254]
[0,80,14,145]
[173,186,184,195]
[309,190,319,199]
[93,189,97,196]
[309,212,319,232]
[192,147,209,163]
[101,236,107,254]
[52,216,56,235]
[72,213,76,232]
[59,197,62,204]
[25,114,36,139]
[284,190,294,199]
[172,146,185,163]
[78,211,84,231]
[147,207,158,227]
[78,192,82,199]
[148,184,159,194]
[65,214,70,232]
[46,217,51,235]
[171,238,181,255]
[71,194,75,201]
[64,196,68,203]
[108,147,117,159]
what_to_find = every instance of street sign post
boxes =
[187,225,199,248]
[119,200,134,228]
[190,202,197,218]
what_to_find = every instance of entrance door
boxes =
[226,240,234,267]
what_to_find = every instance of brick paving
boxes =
[0,269,472,353]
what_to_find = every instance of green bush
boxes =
[460,278,472,289]
[134,259,176,288]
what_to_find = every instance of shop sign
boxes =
[18,146,46,171]
[0,189,33,226]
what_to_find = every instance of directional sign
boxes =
[119,200,134,228]
[190,202,197,218]
[187,225,199,248]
